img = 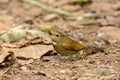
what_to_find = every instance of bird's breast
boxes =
[52,42,57,45]
[53,43,77,56]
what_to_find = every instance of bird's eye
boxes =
[56,34,59,37]
[48,32,52,35]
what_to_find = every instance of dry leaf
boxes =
[0,25,25,42]
[0,25,52,44]
[0,47,12,63]
[0,52,10,63]
[14,45,53,59]
[97,27,120,43]
[27,30,41,37]
[0,47,15,66]
[0,44,54,65]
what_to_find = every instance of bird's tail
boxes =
[85,46,104,55]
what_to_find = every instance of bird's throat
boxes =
[52,42,57,45]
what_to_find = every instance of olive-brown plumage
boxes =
[49,30,85,56]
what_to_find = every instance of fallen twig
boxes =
[22,0,120,18]
[21,0,98,17]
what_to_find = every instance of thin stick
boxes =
[21,0,99,17]
[22,0,120,18]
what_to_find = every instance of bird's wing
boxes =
[72,42,85,51]
[62,38,85,51]
[62,42,72,50]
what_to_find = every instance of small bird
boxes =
[40,27,98,59]
[48,30,86,57]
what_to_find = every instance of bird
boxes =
[40,27,98,60]
[48,30,86,57]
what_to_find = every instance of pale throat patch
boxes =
[52,42,57,45]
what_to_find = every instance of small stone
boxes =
[59,69,65,74]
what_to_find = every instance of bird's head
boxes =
[49,30,65,43]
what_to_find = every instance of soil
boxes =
[0,0,120,80]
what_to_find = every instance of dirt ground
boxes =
[0,0,120,80]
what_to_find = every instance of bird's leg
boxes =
[68,55,73,61]
[65,55,73,61]
[61,55,73,62]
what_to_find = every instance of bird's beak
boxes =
[48,32,52,35]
